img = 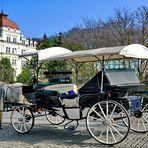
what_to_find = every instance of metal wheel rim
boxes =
[11,106,34,134]
[124,110,148,133]
[45,110,65,125]
[86,100,130,145]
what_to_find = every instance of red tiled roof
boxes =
[0,13,20,30]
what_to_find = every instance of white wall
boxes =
[0,26,36,78]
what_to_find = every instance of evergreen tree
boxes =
[0,57,14,83]
[16,67,31,84]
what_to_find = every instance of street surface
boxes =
[0,112,148,148]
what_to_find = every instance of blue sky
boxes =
[2,0,148,38]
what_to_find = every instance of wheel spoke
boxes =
[25,122,32,128]
[110,124,123,138]
[106,126,109,143]
[92,108,104,120]
[89,115,103,122]
[130,116,137,127]
[98,103,106,119]
[13,120,20,125]
[109,104,117,120]
[99,127,106,139]
[15,122,21,129]
[113,123,127,129]
[17,107,22,114]
[137,118,140,130]
[143,115,148,123]
[106,101,108,118]
[109,126,117,142]
[141,118,147,131]
[23,123,27,132]
[20,123,23,132]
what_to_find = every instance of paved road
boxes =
[0,112,148,148]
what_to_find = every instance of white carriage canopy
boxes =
[19,47,72,59]
[19,44,148,92]
[19,44,148,63]
[38,44,148,63]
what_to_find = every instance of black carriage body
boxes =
[36,90,60,108]
[22,69,143,113]
[22,85,60,109]
[79,69,142,111]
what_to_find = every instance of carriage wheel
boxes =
[10,106,34,134]
[86,100,130,145]
[45,110,65,125]
[123,97,148,133]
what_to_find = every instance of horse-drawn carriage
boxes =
[1,44,148,146]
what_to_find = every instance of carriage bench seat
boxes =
[44,83,78,94]
[43,84,78,107]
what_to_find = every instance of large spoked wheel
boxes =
[86,100,130,145]
[45,110,65,125]
[11,106,34,134]
[124,97,148,133]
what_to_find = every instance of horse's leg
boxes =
[0,112,3,129]
[0,88,3,129]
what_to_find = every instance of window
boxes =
[21,60,26,66]
[13,38,17,42]
[7,36,11,42]
[22,40,25,44]
[12,48,17,54]
[21,49,25,54]
[6,47,10,53]
[12,59,17,66]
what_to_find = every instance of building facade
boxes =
[0,12,36,77]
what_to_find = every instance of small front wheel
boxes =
[11,106,34,134]
[45,110,65,125]
[86,100,130,145]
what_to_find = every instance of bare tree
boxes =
[102,8,135,46]
[135,6,148,46]
[81,18,104,48]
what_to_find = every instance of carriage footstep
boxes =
[64,120,79,131]
[66,126,76,131]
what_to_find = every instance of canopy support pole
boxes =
[101,56,104,93]
[75,62,78,85]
